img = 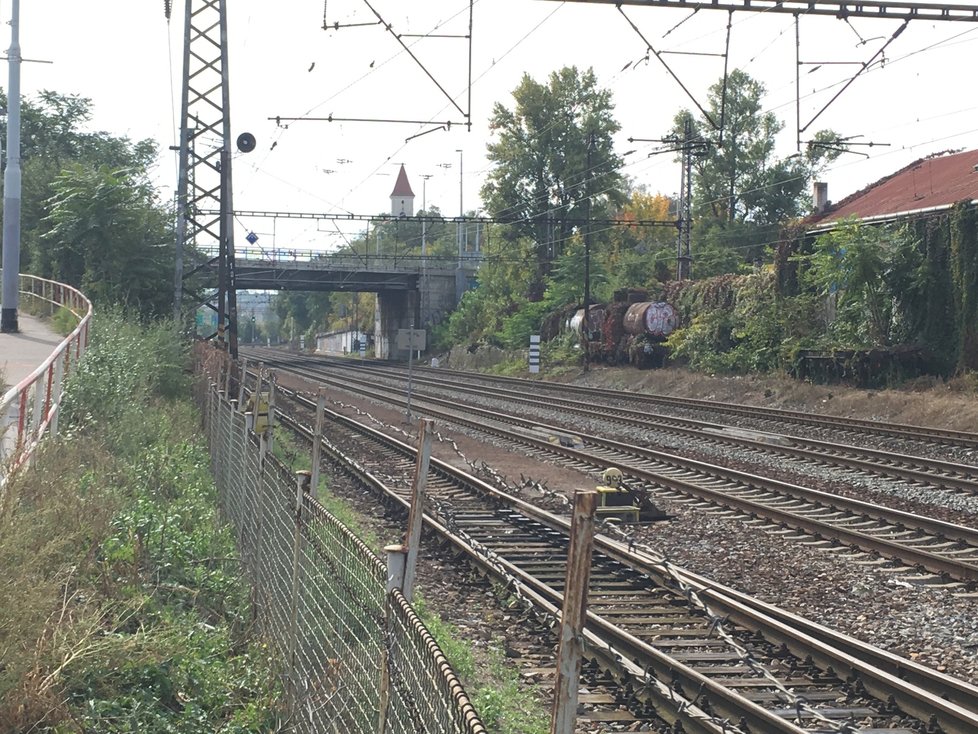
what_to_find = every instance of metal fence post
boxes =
[310,387,326,500]
[289,470,311,709]
[31,374,44,442]
[223,355,232,398]
[0,396,17,464]
[379,545,408,734]
[402,419,432,603]
[249,408,267,632]
[551,489,598,734]
[208,381,217,464]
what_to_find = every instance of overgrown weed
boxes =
[414,595,550,734]
[0,312,281,732]
[50,306,80,336]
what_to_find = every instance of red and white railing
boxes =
[0,275,92,487]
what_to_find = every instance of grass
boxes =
[414,595,550,734]
[0,313,282,732]
[272,422,387,553]
[50,305,81,336]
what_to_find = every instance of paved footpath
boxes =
[0,314,63,392]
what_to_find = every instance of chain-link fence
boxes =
[194,353,486,734]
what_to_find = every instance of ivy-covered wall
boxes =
[950,202,978,370]
[669,201,978,380]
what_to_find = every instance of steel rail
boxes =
[261,356,978,583]
[388,361,978,450]
[270,381,978,734]
[273,410,762,733]
[303,358,978,495]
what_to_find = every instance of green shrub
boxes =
[0,315,280,732]
[51,305,81,335]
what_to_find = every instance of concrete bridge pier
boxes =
[374,289,420,359]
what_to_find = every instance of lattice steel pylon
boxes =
[173,0,238,358]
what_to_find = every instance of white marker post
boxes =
[529,334,541,374]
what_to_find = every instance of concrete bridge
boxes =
[196,245,479,358]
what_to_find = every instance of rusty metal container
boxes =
[568,305,606,336]
[622,301,678,340]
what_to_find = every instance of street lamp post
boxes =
[0,0,22,333]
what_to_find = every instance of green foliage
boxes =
[665,271,816,374]
[0,90,172,318]
[50,305,80,335]
[42,164,173,317]
[61,311,188,434]
[664,71,841,275]
[482,66,625,297]
[414,597,548,734]
[951,202,978,369]
[499,300,552,349]
[664,211,977,381]
[798,219,924,348]
[604,189,676,289]
[439,236,539,348]
[674,70,838,227]
[690,219,760,278]
[0,320,280,731]
[470,644,548,734]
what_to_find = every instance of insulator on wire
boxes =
[164,0,172,20]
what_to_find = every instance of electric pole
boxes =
[583,131,595,373]
[175,0,239,357]
[0,0,22,333]
[677,117,695,281]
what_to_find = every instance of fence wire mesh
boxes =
[194,358,485,734]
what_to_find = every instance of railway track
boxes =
[395,362,978,452]
[256,376,978,734]
[304,358,978,497]
[249,354,978,586]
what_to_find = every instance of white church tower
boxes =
[390,164,415,217]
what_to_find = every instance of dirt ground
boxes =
[525,361,978,433]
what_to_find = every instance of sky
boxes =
[9,0,978,252]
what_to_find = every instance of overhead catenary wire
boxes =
[233,2,972,256]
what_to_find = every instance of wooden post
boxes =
[49,352,64,439]
[550,490,598,734]
[309,387,326,500]
[402,419,432,603]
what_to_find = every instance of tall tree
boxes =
[671,71,838,272]
[481,66,626,299]
[0,90,171,314]
[604,189,675,290]
[43,164,173,318]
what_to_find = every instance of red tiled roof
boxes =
[390,164,414,197]
[812,148,978,227]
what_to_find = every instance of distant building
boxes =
[808,148,978,232]
[390,164,415,217]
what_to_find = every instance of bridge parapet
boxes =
[199,245,478,274]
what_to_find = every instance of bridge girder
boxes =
[551,0,978,22]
